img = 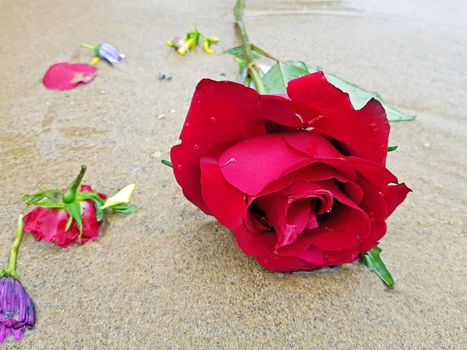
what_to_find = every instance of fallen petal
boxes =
[43,62,97,91]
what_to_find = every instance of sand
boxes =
[0,0,466,348]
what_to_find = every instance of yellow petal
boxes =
[203,41,213,54]
[90,57,100,65]
[102,184,136,209]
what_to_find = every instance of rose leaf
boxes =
[317,69,416,122]
[263,61,309,94]
[361,246,395,289]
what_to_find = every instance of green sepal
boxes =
[263,61,310,94]
[65,215,74,231]
[23,189,65,209]
[0,267,20,280]
[65,202,83,238]
[387,145,398,152]
[77,191,105,205]
[361,247,395,289]
[93,199,104,222]
[110,203,138,215]
[76,192,105,221]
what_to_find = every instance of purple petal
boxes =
[0,277,35,344]
[98,43,125,64]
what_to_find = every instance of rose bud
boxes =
[0,216,36,344]
[23,166,137,248]
[170,72,411,275]
[81,43,125,64]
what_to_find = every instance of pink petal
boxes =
[43,62,97,91]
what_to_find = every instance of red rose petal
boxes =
[385,183,411,216]
[256,254,322,272]
[219,133,313,196]
[43,62,97,91]
[171,79,264,213]
[287,72,390,165]
[200,151,247,229]
[359,221,387,252]
[232,223,276,257]
[259,94,304,128]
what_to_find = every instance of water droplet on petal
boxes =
[177,164,182,170]
[193,144,199,150]
[210,116,217,123]
[221,158,236,168]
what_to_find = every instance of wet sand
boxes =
[0,0,466,348]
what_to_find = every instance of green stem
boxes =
[64,166,87,203]
[161,159,173,168]
[234,0,265,93]
[81,43,99,55]
[7,216,25,278]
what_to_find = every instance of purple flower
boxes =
[0,277,35,343]
[97,43,125,64]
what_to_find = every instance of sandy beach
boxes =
[0,0,466,348]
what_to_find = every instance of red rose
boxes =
[171,72,410,272]
[23,185,107,247]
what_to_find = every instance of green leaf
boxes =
[319,70,416,122]
[263,61,309,94]
[223,45,261,59]
[250,44,278,61]
[387,145,398,152]
[361,247,395,289]
[111,204,138,215]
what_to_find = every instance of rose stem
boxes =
[63,165,87,203]
[234,0,265,93]
[7,216,25,278]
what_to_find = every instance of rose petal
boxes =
[43,63,97,91]
[385,183,411,216]
[259,94,304,128]
[200,151,247,229]
[287,72,390,165]
[171,79,263,213]
[360,221,387,252]
[219,133,315,196]
[232,223,276,257]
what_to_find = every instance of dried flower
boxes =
[202,37,219,54]
[82,43,125,64]
[0,216,35,344]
